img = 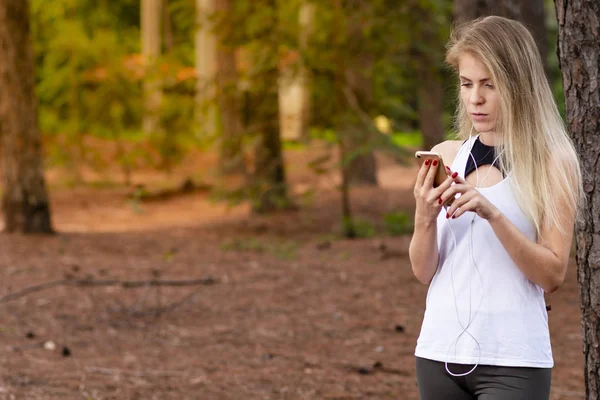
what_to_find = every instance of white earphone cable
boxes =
[443,128,503,377]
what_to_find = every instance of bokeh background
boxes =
[0,1,587,399]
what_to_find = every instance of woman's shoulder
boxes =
[431,140,463,168]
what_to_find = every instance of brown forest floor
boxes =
[0,148,585,400]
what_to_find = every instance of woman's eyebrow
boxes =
[459,75,490,82]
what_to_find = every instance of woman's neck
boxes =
[478,131,497,146]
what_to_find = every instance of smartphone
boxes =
[415,151,448,187]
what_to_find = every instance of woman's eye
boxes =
[460,83,472,87]
[485,83,494,89]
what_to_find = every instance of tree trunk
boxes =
[298,2,314,141]
[251,0,289,213]
[162,0,174,52]
[417,70,446,152]
[453,0,547,72]
[520,0,548,74]
[0,0,53,233]
[333,0,356,238]
[412,3,447,152]
[278,1,314,142]
[215,0,244,176]
[253,116,287,213]
[453,0,521,25]
[555,0,600,399]
[141,0,162,134]
[195,0,217,137]
[345,0,378,186]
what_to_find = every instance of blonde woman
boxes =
[409,16,584,400]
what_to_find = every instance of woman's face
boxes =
[458,53,499,134]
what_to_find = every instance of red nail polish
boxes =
[452,172,458,178]
[425,159,430,166]
[452,215,456,219]
[445,166,450,170]
[446,213,449,219]
[432,160,438,166]
[438,198,443,205]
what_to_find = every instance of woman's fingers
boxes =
[449,198,478,219]
[450,171,466,184]
[415,159,431,189]
[431,172,456,199]
[445,191,475,218]
[423,159,439,188]
[440,183,469,203]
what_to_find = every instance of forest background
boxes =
[0,0,597,399]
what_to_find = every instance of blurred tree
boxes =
[453,0,548,72]
[297,1,314,141]
[163,0,174,51]
[195,0,217,137]
[239,0,289,213]
[411,1,450,152]
[342,0,378,186]
[278,1,314,142]
[142,0,163,134]
[555,0,600,397]
[214,0,245,175]
[32,0,145,183]
[0,0,53,233]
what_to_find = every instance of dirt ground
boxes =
[0,149,586,399]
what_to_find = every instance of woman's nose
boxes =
[470,87,484,104]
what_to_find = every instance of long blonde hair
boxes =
[445,16,584,237]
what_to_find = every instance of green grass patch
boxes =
[383,211,413,236]
[221,237,299,261]
[221,237,266,252]
[342,217,377,238]
[271,240,298,260]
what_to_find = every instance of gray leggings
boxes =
[415,357,551,400]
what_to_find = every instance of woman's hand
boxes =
[413,159,455,224]
[441,170,501,220]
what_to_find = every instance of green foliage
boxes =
[390,131,423,148]
[342,217,376,239]
[31,0,198,181]
[383,211,413,236]
[29,0,564,197]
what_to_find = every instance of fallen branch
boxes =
[0,276,217,304]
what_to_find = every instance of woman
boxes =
[409,16,584,400]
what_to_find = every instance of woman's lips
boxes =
[471,113,488,122]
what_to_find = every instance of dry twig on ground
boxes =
[0,276,217,304]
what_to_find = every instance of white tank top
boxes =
[414,136,553,368]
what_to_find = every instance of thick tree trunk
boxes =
[453,0,547,71]
[215,0,244,175]
[251,0,288,213]
[253,116,287,213]
[0,0,53,233]
[555,0,600,399]
[195,0,217,137]
[141,0,162,134]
